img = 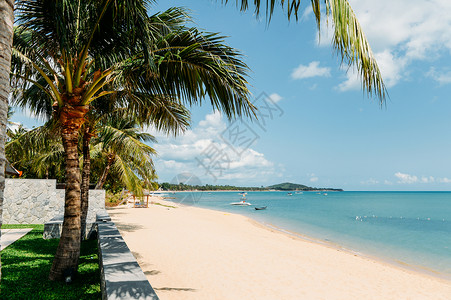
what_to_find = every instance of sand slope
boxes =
[109,201,451,300]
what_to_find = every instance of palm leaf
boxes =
[224,0,386,101]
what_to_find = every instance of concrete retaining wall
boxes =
[97,212,159,300]
[3,178,105,224]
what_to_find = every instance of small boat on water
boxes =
[287,192,293,196]
[254,206,267,210]
[230,200,251,206]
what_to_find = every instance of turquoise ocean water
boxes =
[169,191,451,278]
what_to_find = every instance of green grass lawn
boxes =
[1,225,101,299]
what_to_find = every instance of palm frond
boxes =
[224,0,386,101]
[114,27,255,120]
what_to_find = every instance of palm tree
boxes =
[0,0,385,285]
[79,101,189,238]
[6,123,65,180]
[11,1,254,280]
[0,0,14,282]
[92,113,158,192]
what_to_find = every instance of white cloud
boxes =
[150,112,279,184]
[394,172,451,184]
[421,176,435,183]
[329,0,451,89]
[308,173,318,183]
[336,51,408,92]
[439,177,451,183]
[395,172,418,184]
[268,93,283,103]
[361,178,379,185]
[374,50,408,88]
[426,68,451,85]
[336,67,361,92]
[291,61,331,79]
[350,0,451,57]
[316,21,335,47]
[198,111,224,129]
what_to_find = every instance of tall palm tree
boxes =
[0,0,14,283]
[11,1,254,280]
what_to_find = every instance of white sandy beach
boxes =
[108,199,451,300]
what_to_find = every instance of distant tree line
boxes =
[158,182,343,192]
[158,182,268,191]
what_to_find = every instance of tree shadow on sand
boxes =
[144,270,161,276]
[155,287,197,292]
[115,223,145,233]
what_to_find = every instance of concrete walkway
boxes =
[1,228,33,250]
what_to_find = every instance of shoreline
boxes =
[247,218,451,282]
[167,199,451,282]
[160,189,344,192]
[165,192,451,279]
[109,199,451,299]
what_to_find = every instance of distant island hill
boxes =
[158,182,343,192]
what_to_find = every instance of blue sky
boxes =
[11,1,451,190]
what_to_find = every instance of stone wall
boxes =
[3,179,105,224]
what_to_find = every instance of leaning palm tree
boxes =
[11,1,254,280]
[92,112,158,193]
[0,0,14,284]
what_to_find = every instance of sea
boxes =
[168,191,451,278]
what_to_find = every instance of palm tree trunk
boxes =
[0,0,15,284]
[49,104,88,281]
[80,127,92,240]
[95,157,113,189]
[49,128,82,280]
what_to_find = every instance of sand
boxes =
[108,199,451,300]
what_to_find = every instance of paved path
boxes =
[1,228,33,250]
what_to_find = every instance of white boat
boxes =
[230,200,252,206]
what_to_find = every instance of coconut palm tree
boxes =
[92,112,158,192]
[11,1,254,280]
[0,0,14,283]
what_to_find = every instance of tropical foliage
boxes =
[6,123,65,181]
[1,0,387,286]
[91,113,157,193]
[10,0,254,280]
[0,0,15,284]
